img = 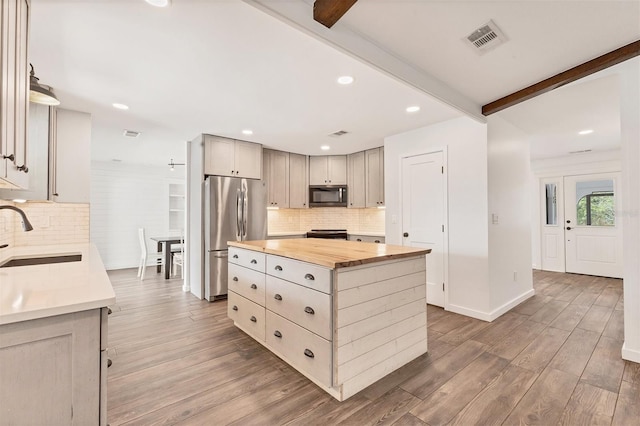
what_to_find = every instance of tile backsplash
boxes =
[268,207,385,234]
[0,200,90,247]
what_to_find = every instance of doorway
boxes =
[401,151,447,307]
[541,172,622,278]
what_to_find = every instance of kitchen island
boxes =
[0,243,115,425]
[227,238,430,401]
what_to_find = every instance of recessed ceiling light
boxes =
[145,0,171,7]
[406,106,421,113]
[321,145,330,151]
[242,129,253,135]
[578,129,594,135]
[113,103,129,110]
[337,76,354,85]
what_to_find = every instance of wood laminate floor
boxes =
[106,269,640,425]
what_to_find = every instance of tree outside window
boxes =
[576,192,615,226]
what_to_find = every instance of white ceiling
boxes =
[28,0,639,166]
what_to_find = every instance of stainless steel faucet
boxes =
[0,205,34,231]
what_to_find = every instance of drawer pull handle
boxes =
[357,238,362,242]
[304,306,315,315]
[251,259,257,264]
[250,283,257,290]
[233,254,238,259]
[232,305,238,311]
[275,265,283,271]
[232,277,238,281]
[250,316,257,323]
[374,240,380,243]
[274,294,282,301]
[274,330,282,338]
[304,273,315,281]
[304,349,315,358]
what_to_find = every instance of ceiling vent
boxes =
[569,149,592,154]
[329,130,348,137]
[465,20,507,54]
[123,129,140,138]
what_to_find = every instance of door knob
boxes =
[566,227,572,230]
[566,220,571,224]
[403,232,409,237]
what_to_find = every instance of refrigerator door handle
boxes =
[236,189,242,239]
[242,190,248,239]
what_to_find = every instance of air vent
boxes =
[329,130,348,137]
[123,130,140,138]
[569,149,592,154]
[465,20,507,54]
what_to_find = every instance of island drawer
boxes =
[228,263,266,306]
[266,255,331,294]
[266,275,331,340]
[266,311,332,388]
[228,291,265,342]
[229,247,266,273]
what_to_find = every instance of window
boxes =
[545,183,557,225]
[575,179,615,226]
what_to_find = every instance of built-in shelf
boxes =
[169,183,185,231]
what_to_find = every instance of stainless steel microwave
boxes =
[309,185,348,207]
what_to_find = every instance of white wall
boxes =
[384,116,492,318]
[486,115,534,317]
[620,57,640,363]
[90,161,185,270]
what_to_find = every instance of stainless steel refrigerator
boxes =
[204,176,267,301]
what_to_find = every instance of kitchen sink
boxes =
[0,254,82,268]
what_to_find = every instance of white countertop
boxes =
[0,243,116,325]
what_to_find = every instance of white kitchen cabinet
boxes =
[289,153,308,208]
[309,155,347,185]
[365,147,384,207]
[348,234,385,243]
[49,108,91,203]
[347,151,365,208]
[263,149,289,208]
[0,308,108,425]
[0,0,30,189]
[204,135,262,179]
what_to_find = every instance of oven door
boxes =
[309,186,348,207]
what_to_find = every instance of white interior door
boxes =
[540,177,566,272]
[401,151,446,307]
[564,173,623,278]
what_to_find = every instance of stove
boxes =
[306,229,348,240]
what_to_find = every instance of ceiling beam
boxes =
[483,40,640,116]
[313,0,358,28]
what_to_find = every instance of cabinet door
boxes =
[234,140,262,179]
[0,310,101,425]
[0,0,29,189]
[265,149,289,207]
[366,147,384,207]
[309,156,327,185]
[289,153,308,208]
[327,155,347,185]
[51,108,91,203]
[347,151,365,208]
[204,136,235,177]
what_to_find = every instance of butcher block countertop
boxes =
[228,238,430,269]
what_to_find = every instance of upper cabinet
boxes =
[0,0,30,189]
[50,108,91,203]
[309,155,347,185]
[365,147,384,207]
[263,149,289,208]
[289,153,308,208]
[204,135,262,179]
[347,151,365,208]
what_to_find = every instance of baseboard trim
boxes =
[447,289,535,322]
[622,342,640,363]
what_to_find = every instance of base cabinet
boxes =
[228,246,427,401]
[0,308,108,425]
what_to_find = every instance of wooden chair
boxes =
[171,234,184,278]
[137,228,163,280]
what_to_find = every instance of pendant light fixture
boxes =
[168,158,185,171]
[29,64,60,105]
